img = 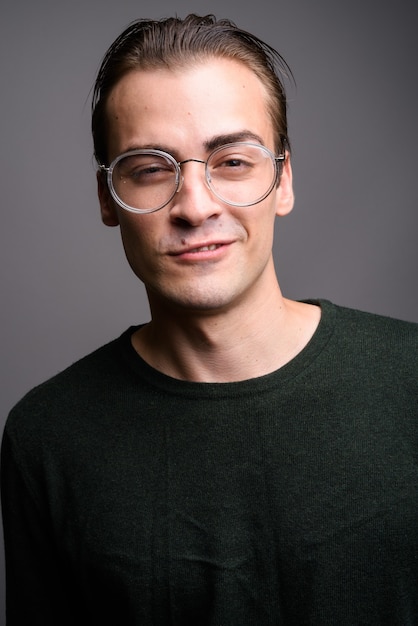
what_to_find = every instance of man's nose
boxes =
[169,160,222,226]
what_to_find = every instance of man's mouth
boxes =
[189,244,222,253]
[168,240,233,257]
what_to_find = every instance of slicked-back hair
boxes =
[92,14,293,166]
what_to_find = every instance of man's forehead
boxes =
[105,59,275,158]
[107,57,269,106]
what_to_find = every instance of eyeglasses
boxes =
[99,142,285,214]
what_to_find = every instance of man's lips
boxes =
[168,241,231,255]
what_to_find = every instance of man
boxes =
[1,14,417,625]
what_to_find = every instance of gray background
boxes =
[1,0,417,620]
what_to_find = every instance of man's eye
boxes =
[212,155,254,176]
[119,160,174,183]
[130,165,166,178]
[223,158,245,168]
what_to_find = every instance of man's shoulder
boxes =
[4,328,135,437]
[308,299,417,351]
[323,301,417,377]
[331,301,418,342]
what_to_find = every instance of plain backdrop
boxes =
[1,0,417,621]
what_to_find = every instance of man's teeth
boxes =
[191,244,219,252]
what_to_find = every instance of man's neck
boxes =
[131,285,321,383]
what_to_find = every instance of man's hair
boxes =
[92,14,293,166]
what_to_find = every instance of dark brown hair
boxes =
[92,14,293,165]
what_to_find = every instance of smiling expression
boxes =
[98,57,294,315]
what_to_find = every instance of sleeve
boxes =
[1,427,76,625]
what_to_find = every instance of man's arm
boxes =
[1,429,76,625]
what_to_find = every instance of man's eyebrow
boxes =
[204,131,264,152]
[122,143,173,154]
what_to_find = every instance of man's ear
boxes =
[275,153,294,217]
[97,170,120,226]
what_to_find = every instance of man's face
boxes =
[98,58,294,315]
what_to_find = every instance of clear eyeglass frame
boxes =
[99,141,286,214]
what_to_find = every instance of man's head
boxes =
[92,14,292,167]
[92,15,295,316]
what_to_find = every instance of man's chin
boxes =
[146,283,241,316]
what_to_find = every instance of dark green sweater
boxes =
[2,300,418,625]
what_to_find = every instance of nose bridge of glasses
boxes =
[178,157,206,168]
[176,158,209,194]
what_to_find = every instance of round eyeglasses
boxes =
[99,142,285,214]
